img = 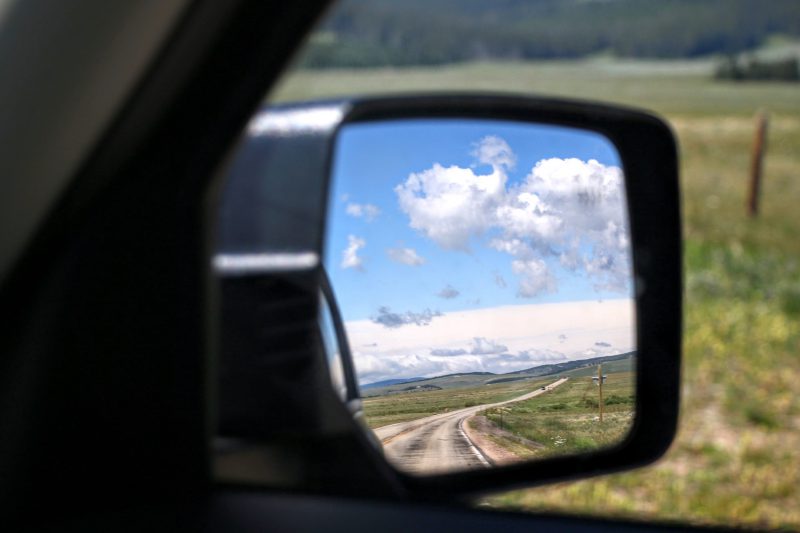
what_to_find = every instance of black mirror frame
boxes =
[216,94,681,499]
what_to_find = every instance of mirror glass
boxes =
[319,289,349,402]
[324,118,636,475]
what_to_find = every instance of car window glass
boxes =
[268,0,800,529]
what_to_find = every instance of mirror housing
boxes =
[214,94,681,499]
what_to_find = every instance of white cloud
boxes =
[355,352,486,385]
[341,235,365,270]
[472,135,516,170]
[437,284,460,299]
[511,258,556,297]
[430,348,468,356]
[394,139,631,296]
[371,306,442,328]
[345,202,381,222]
[346,299,635,384]
[488,348,568,371]
[495,191,562,240]
[518,349,568,362]
[395,163,506,250]
[386,247,425,266]
[470,337,508,355]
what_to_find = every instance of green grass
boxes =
[270,59,800,116]
[362,377,554,428]
[488,102,800,528]
[480,372,634,460]
[363,353,633,396]
[271,60,800,529]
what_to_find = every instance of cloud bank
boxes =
[430,348,468,356]
[346,299,635,384]
[470,337,509,355]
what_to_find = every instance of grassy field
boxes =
[270,58,800,529]
[362,353,633,396]
[362,376,554,428]
[478,371,634,460]
[270,59,800,116]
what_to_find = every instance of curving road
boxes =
[372,377,568,474]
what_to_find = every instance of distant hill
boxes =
[505,352,634,378]
[559,355,635,378]
[361,352,634,397]
[361,377,425,390]
[297,0,800,68]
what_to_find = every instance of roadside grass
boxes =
[270,59,800,116]
[362,377,554,428]
[486,72,800,529]
[478,372,634,459]
[271,60,800,529]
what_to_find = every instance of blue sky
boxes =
[324,118,632,324]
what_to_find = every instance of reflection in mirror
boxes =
[324,119,636,476]
[319,289,348,402]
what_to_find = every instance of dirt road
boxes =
[372,377,568,474]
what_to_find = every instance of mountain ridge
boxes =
[361,351,635,396]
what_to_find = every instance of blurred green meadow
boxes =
[270,58,800,529]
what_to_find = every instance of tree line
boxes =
[296,0,800,69]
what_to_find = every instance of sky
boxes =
[323,119,636,385]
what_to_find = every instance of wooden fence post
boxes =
[747,110,769,217]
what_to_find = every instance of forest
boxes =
[297,0,800,68]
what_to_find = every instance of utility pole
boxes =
[598,364,604,422]
[592,364,606,422]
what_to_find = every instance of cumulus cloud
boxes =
[512,258,556,297]
[472,135,516,170]
[394,139,632,296]
[395,162,506,250]
[430,348,468,356]
[502,157,630,293]
[437,284,460,299]
[470,337,508,355]
[386,247,425,266]
[346,202,381,222]
[371,306,442,328]
[341,235,365,270]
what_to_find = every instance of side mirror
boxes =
[213,95,681,499]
